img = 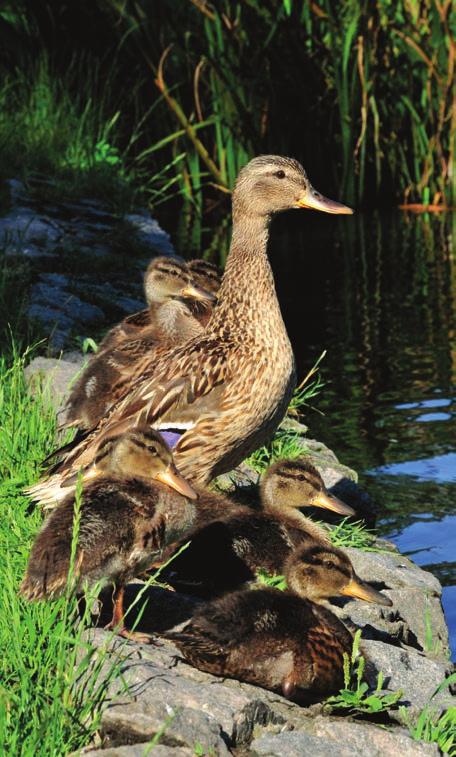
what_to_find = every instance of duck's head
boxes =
[144,257,215,306]
[260,458,355,516]
[233,156,353,219]
[188,259,222,296]
[93,427,197,499]
[286,543,392,606]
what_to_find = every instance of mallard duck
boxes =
[30,156,352,506]
[162,458,355,596]
[166,542,391,701]
[21,428,197,643]
[98,256,214,353]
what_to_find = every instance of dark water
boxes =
[266,209,456,658]
[163,205,455,655]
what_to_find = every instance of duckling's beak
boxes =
[296,185,353,215]
[154,464,198,499]
[340,576,392,606]
[312,491,355,516]
[181,284,216,303]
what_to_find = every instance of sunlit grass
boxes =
[0,346,125,754]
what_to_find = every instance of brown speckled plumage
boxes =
[166,543,390,701]
[29,156,352,507]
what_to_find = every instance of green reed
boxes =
[0,1,454,217]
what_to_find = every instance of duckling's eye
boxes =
[275,170,286,179]
[322,559,335,569]
[297,474,306,481]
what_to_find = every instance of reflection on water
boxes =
[266,210,456,658]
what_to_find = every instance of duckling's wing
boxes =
[166,625,229,666]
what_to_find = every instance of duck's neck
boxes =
[261,482,331,541]
[210,210,284,336]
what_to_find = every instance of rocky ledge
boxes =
[26,354,455,757]
[16,186,454,755]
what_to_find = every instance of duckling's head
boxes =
[93,427,197,498]
[188,259,222,296]
[261,459,355,516]
[144,257,214,306]
[233,156,353,219]
[286,543,392,606]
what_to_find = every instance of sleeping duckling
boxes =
[21,428,197,643]
[166,542,391,701]
[98,256,214,352]
[162,458,355,596]
[64,259,215,430]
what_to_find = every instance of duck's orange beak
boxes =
[340,576,392,606]
[155,464,198,499]
[312,491,355,516]
[181,284,216,303]
[296,185,353,215]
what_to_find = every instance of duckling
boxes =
[98,256,214,352]
[162,458,355,597]
[187,259,221,296]
[63,260,215,430]
[166,542,391,701]
[187,259,221,327]
[21,428,197,643]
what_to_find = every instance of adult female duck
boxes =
[30,156,352,505]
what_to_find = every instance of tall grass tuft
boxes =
[0,346,125,753]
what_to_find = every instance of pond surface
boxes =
[161,201,456,656]
[266,209,455,658]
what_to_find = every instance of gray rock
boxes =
[362,639,454,718]
[250,730,358,757]
[24,355,86,413]
[330,597,410,647]
[344,548,442,595]
[82,746,192,756]
[125,213,174,256]
[251,718,440,756]
[312,717,439,756]
[0,209,62,255]
[384,588,450,659]
[30,279,105,326]
[89,631,283,750]
[28,303,75,332]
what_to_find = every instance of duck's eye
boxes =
[275,170,286,179]
[322,560,335,569]
[297,474,306,482]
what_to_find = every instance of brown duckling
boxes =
[162,458,355,597]
[21,427,197,643]
[166,542,391,702]
[63,260,215,431]
[98,256,214,352]
[187,259,221,327]
[187,259,221,296]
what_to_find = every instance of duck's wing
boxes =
[36,334,238,482]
